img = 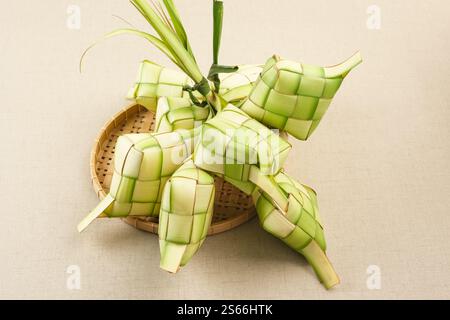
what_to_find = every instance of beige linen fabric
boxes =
[0,0,449,299]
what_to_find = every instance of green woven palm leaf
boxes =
[194,104,291,178]
[253,171,338,289]
[241,53,362,140]
[127,60,193,111]
[218,64,263,104]
[159,160,215,272]
[154,96,210,133]
[128,61,263,111]
[78,130,196,232]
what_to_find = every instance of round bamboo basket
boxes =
[90,103,256,235]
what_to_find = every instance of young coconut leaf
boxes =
[208,0,238,92]
[212,0,223,66]
[131,0,206,86]
[161,0,193,56]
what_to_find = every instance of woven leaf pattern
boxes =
[255,171,326,251]
[105,130,194,217]
[241,53,362,140]
[194,104,291,179]
[159,160,215,272]
[218,64,263,103]
[127,60,193,111]
[155,96,210,133]
[128,61,264,111]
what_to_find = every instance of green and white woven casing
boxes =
[241,52,362,140]
[127,61,263,111]
[254,171,325,251]
[193,104,291,193]
[253,171,339,288]
[218,64,263,104]
[104,129,194,218]
[159,160,215,272]
[154,96,210,133]
[127,60,193,111]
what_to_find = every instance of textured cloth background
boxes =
[0,0,449,299]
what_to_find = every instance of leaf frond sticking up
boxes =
[130,0,204,84]
[162,0,193,56]
[151,0,176,33]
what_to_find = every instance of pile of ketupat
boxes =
[79,0,362,289]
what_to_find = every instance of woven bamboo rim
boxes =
[90,103,256,235]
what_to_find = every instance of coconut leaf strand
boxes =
[161,0,193,56]
[131,0,205,86]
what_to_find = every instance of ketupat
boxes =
[159,160,215,272]
[241,53,362,140]
[193,105,292,191]
[77,129,197,232]
[127,60,263,111]
[218,64,263,104]
[79,0,361,289]
[127,60,193,111]
[154,96,210,133]
[253,172,339,289]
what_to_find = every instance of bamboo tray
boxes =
[90,103,256,235]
